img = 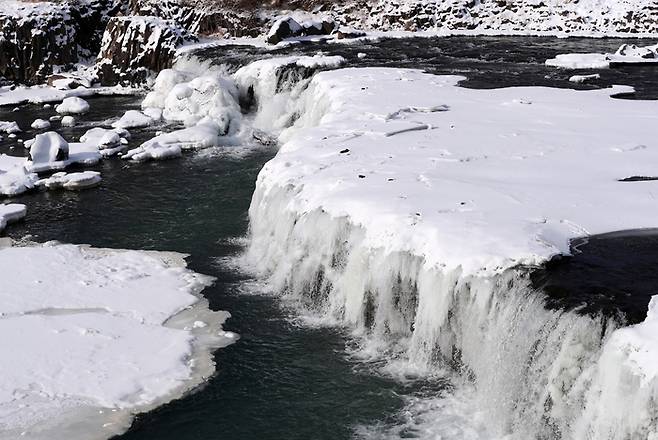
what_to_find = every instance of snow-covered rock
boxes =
[0,121,21,134]
[30,119,51,130]
[0,203,26,232]
[569,74,601,83]
[0,242,234,439]
[36,171,102,190]
[0,155,37,196]
[55,97,90,115]
[112,110,154,129]
[61,115,76,126]
[96,15,196,85]
[124,120,221,161]
[27,132,69,167]
[0,0,120,84]
[546,43,658,69]
[79,127,131,156]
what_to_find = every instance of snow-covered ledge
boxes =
[0,242,236,439]
[246,67,658,438]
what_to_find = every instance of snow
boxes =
[30,119,51,130]
[36,171,102,190]
[112,110,154,129]
[546,42,658,69]
[0,204,26,233]
[0,242,234,439]
[27,132,69,169]
[569,74,601,83]
[0,121,21,134]
[246,66,658,439]
[123,121,222,162]
[0,155,37,196]
[0,84,138,107]
[55,96,90,115]
[61,115,76,126]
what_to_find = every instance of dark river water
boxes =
[1,35,658,439]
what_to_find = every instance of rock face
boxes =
[0,0,121,84]
[266,16,335,44]
[332,0,658,34]
[96,16,196,86]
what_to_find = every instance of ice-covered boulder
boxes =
[27,132,69,165]
[36,171,102,190]
[143,63,242,134]
[79,127,130,156]
[0,203,26,232]
[266,16,335,45]
[96,16,197,86]
[61,116,76,126]
[56,97,90,115]
[0,0,119,84]
[112,110,154,129]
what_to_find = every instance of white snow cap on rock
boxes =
[56,96,90,114]
[0,121,21,134]
[36,171,101,190]
[30,118,51,130]
[0,203,26,232]
[0,242,234,439]
[142,59,242,134]
[0,155,37,196]
[546,42,658,69]
[28,132,69,166]
[112,110,154,129]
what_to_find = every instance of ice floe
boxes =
[0,242,235,439]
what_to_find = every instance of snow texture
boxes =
[55,97,90,115]
[246,66,658,439]
[546,42,658,69]
[0,242,234,439]
[0,204,26,233]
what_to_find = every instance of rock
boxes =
[30,119,51,130]
[0,0,121,84]
[28,132,69,164]
[266,17,303,44]
[334,27,366,39]
[95,16,197,86]
[56,97,90,115]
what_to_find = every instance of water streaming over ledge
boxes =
[2,35,658,439]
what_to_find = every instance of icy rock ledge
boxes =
[0,242,235,440]
[246,67,658,439]
[0,204,26,233]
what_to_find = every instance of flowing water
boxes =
[2,35,658,439]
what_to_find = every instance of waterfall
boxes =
[241,61,658,439]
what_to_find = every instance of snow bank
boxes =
[0,242,234,439]
[36,171,102,191]
[0,203,26,232]
[546,42,658,69]
[56,96,90,115]
[246,67,658,438]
